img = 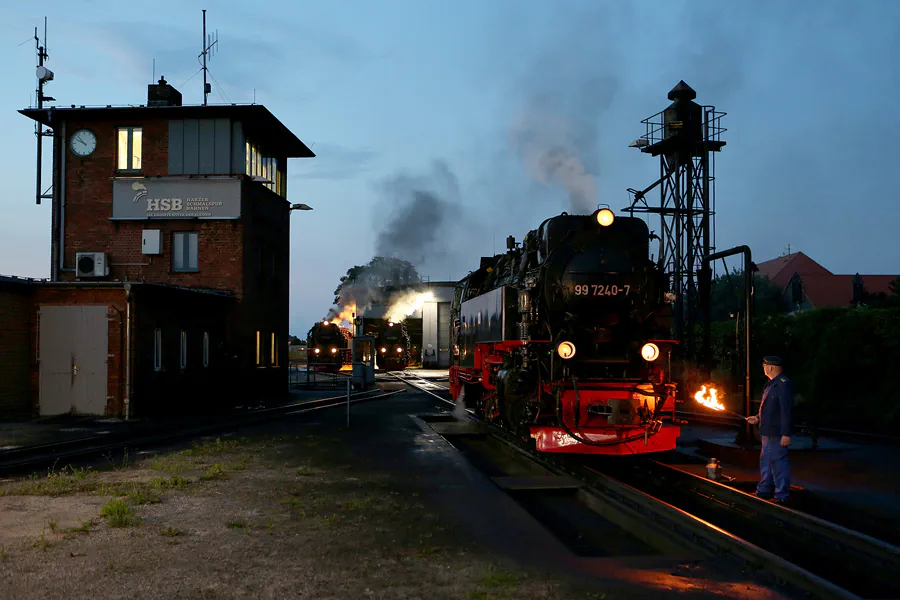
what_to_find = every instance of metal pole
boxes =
[346,377,351,427]
[703,245,752,444]
[202,10,207,106]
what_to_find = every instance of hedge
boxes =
[709,307,900,433]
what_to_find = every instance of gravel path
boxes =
[0,432,605,600]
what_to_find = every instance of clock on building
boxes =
[69,129,97,157]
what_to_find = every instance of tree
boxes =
[333,256,421,305]
[709,272,784,322]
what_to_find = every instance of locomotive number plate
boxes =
[573,284,631,296]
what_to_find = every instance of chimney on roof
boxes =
[148,75,182,107]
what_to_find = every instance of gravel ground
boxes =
[0,431,612,600]
[0,418,789,600]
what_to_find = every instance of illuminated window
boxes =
[153,328,162,371]
[179,330,188,369]
[173,232,198,272]
[117,127,142,171]
[271,333,278,366]
[203,332,209,368]
[256,331,263,366]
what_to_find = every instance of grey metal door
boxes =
[437,302,451,368]
[39,306,109,416]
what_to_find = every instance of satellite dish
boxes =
[36,66,54,82]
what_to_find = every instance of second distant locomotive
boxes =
[375,320,411,371]
[306,321,353,371]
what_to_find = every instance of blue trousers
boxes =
[757,436,790,500]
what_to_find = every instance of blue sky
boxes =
[2,0,898,337]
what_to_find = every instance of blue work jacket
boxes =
[757,374,794,438]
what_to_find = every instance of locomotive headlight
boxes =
[381,347,387,353]
[396,347,402,353]
[641,343,660,362]
[322,320,328,326]
[331,347,338,354]
[557,341,576,359]
[314,348,320,354]
[596,208,615,227]
[388,321,394,327]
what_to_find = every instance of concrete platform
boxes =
[671,423,900,544]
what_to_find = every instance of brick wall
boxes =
[0,284,33,418]
[56,116,245,295]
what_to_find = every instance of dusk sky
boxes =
[2,0,898,337]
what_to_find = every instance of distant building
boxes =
[2,77,314,419]
[755,251,899,311]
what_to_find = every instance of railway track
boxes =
[0,387,402,476]
[393,371,900,600]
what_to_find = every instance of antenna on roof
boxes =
[200,9,219,106]
[33,16,55,205]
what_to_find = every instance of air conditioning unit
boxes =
[75,252,109,278]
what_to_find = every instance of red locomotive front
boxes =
[449,209,680,455]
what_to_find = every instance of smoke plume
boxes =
[373,159,460,270]
[507,27,620,215]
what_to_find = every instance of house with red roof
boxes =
[754,251,900,311]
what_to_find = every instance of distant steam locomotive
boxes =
[449,208,680,455]
[374,320,411,371]
[306,321,353,372]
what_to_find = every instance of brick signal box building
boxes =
[8,77,315,419]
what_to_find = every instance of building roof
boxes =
[19,104,315,159]
[755,251,832,288]
[0,276,234,297]
[797,274,898,308]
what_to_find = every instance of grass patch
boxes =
[160,527,182,537]
[101,498,137,527]
[1,545,8,561]
[226,520,245,529]
[32,534,52,551]
[200,464,229,481]
[182,438,238,457]
[64,520,93,535]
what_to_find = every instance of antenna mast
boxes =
[200,9,218,105]
[33,17,55,205]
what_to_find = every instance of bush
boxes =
[711,307,900,433]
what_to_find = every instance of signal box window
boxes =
[173,232,199,272]
[117,127,142,171]
[179,331,188,369]
[271,333,278,367]
[153,328,162,371]
[256,331,264,367]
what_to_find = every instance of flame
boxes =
[694,385,725,411]
[386,290,435,322]
[326,303,357,328]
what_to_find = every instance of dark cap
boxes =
[763,356,782,366]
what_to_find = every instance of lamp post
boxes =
[290,203,313,211]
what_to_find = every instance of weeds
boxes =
[200,464,228,481]
[160,527,182,537]
[226,520,245,529]
[101,499,137,527]
[1,545,8,561]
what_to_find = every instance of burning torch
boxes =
[693,385,749,420]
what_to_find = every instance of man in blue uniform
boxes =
[746,356,794,504]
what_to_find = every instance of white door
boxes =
[39,306,109,416]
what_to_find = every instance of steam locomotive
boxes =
[374,320,411,371]
[449,208,681,455]
[306,321,353,371]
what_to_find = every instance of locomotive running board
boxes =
[490,475,583,491]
